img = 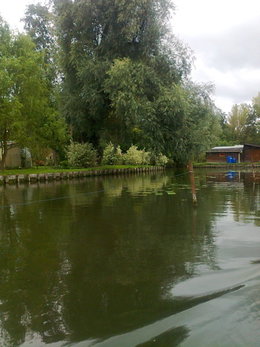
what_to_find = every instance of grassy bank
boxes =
[0,165,151,176]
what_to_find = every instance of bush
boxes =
[141,150,151,165]
[67,142,97,168]
[166,158,174,167]
[59,160,69,168]
[155,153,168,166]
[123,145,150,165]
[150,152,169,166]
[102,142,123,165]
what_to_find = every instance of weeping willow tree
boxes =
[51,0,221,163]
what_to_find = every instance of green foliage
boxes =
[223,98,260,145]
[53,0,194,152]
[23,3,58,87]
[23,3,55,52]
[59,160,69,169]
[1,0,224,167]
[246,95,260,144]
[150,153,169,166]
[172,82,222,163]
[0,18,67,168]
[156,82,222,164]
[104,58,222,164]
[101,143,123,165]
[123,146,150,165]
[101,143,169,166]
[67,142,98,168]
[54,0,175,61]
[227,104,250,142]
[104,58,158,147]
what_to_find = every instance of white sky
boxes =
[1,0,260,114]
[173,0,260,113]
[0,0,41,31]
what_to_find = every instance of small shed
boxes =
[206,145,244,163]
[0,145,32,168]
[243,144,260,162]
[5,147,23,168]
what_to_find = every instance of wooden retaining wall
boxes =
[0,166,164,185]
[194,164,260,169]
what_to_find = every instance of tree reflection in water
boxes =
[0,170,259,345]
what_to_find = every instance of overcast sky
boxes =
[173,0,260,113]
[0,0,40,30]
[1,0,260,114]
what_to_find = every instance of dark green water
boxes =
[0,169,260,346]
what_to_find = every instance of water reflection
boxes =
[205,170,260,226]
[0,170,259,346]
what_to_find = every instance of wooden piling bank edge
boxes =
[0,166,165,186]
[193,164,260,169]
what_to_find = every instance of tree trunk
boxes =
[0,130,8,170]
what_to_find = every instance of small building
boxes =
[0,144,32,168]
[5,147,23,168]
[206,144,260,163]
[206,145,244,163]
[243,144,260,162]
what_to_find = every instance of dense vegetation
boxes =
[0,16,67,169]
[0,0,258,169]
[220,93,260,145]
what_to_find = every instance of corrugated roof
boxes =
[207,145,244,153]
[244,143,260,148]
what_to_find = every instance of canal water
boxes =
[0,169,260,346]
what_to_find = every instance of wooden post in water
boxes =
[252,163,256,193]
[252,163,256,180]
[188,161,197,204]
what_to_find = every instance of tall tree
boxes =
[104,59,221,162]
[23,3,55,52]
[53,0,192,146]
[52,0,221,163]
[23,3,59,96]
[23,4,68,160]
[0,19,23,169]
[251,92,260,142]
[226,101,259,145]
[0,19,67,169]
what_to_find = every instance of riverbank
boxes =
[0,165,164,185]
[193,162,260,168]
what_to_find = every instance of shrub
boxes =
[141,150,151,165]
[165,158,174,167]
[102,142,123,165]
[150,152,169,166]
[123,145,150,165]
[59,160,69,168]
[155,153,168,166]
[67,142,97,168]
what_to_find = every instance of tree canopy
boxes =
[221,94,260,146]
[0,0,227,166]
[0,18,67,168]
[51,0,221,162]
